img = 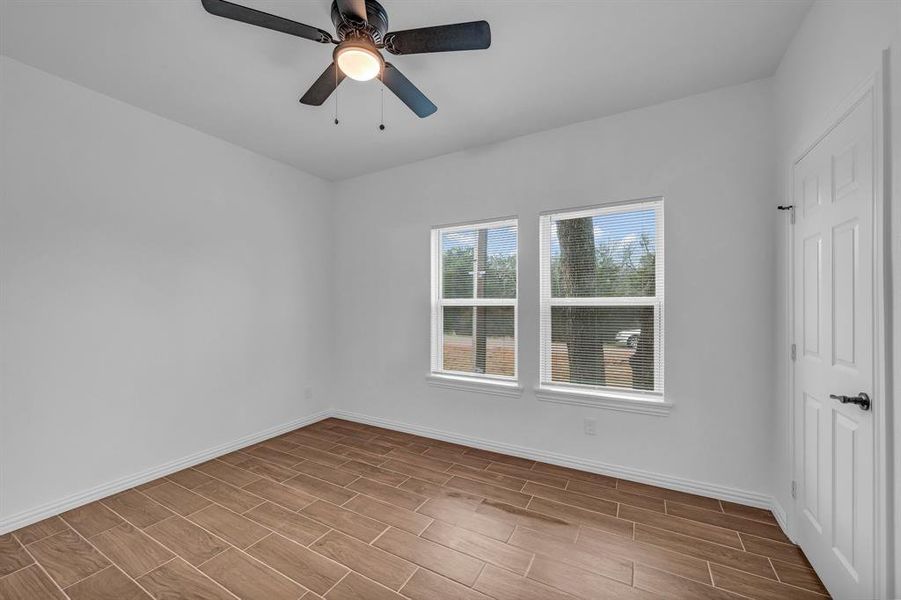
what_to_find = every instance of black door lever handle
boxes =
[829,392,871,411]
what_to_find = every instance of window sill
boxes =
[535,385,672,416]
[426,374,524,398]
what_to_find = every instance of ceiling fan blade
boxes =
[335,0,368,23]
[300,63,346,106]
[384,21,490,55]
[381,63,437,118]
[201,0,333,43]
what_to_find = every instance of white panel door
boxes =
[793,90,876,599]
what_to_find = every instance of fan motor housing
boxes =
[330,0,389,44]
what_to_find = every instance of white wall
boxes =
[771,0,899,538]
[332,79,777,499]
[0,57,334,525]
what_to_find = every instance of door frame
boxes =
[785,55,892,599]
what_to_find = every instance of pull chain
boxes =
[334,65,339,125]
[378,72,385,131]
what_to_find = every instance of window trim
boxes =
[426,373,524,397]
[538,197,666,407]
[430,216,519,384]
[534,384,672,415]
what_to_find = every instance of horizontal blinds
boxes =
[441,224,517,299]
[441,306,515,377]
[435,221,517,379]
[540,201,663,394]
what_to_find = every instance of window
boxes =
[430,218,518,387]
[539,199,664,405]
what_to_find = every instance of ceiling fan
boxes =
[201,0,491,118]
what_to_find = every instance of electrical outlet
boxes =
[583,418,596,436]
[304,387,313,400]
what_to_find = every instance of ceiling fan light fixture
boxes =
[202,0,491,118]
[335,41,383,81]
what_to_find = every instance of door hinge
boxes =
[791,480,797,499]
[791,344,796,361]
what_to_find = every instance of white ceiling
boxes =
[1,0,811,181]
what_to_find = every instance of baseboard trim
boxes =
[771,498,792,541]
[1,407,787,536]
[0,410,332,535]
[333,409,776,510]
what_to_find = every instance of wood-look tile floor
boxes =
[0,418,829,600]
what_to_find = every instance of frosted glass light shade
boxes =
[336,46,383,81]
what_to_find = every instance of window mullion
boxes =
[441,298,516,307]
[547,296,657,307]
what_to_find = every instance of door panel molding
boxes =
[831,218,859,369]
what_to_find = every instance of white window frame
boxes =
[429,217,521,396]
[537,197,669,414]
